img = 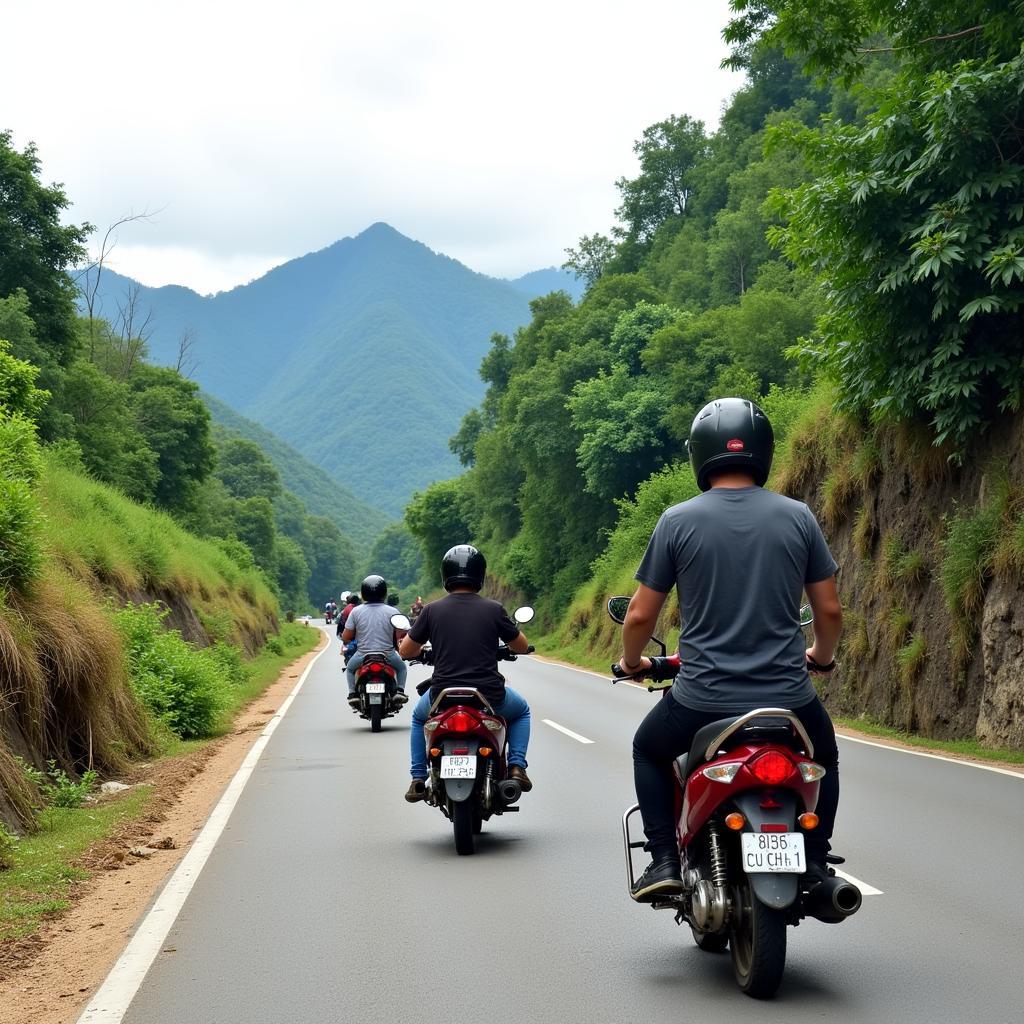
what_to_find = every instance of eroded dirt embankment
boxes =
[0,633,326,1024]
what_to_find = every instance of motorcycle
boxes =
[325,609,334,625]
[351,650,403,732]
[607,596,861,999]
[391,607,535,856]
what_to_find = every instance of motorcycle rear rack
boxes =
[428,687,495,715]
[622,804,646,893]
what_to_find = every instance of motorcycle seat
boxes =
[679,715,805,779]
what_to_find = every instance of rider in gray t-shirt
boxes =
[342,574,408,704]
[620,398,844,903]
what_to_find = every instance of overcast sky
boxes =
[4,1,744,295]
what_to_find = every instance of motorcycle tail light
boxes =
[798,761,826,782]
[429,747,441,758]
[798,812,820,829]
[444,711,478,734]
[750,751,795,785]
[702,761,743,783]
[482,718,502,732]
[479,747,493,757]
[724,812,746,830]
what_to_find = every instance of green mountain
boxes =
[84,224,560,515]
[202,393,391,552]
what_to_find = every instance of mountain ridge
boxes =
[80,224,581,515]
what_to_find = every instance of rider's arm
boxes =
[398,634,423,659]
[805,575,842,669]
[507,630,529,654]
[621,584,668,672]
[342,626,355,643]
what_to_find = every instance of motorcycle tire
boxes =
[370,704,382,733]
[453,800,475,855]
[729,882,787,999]
[472,808,483,835]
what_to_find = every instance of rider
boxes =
[621,397,843,902]
[342,576,408,706]
[398,544,532,803]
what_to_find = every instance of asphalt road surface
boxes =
[106,626,1023,1023]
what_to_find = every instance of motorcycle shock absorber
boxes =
[483,758,495,811]
[707,820,731,924]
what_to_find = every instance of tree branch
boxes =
[857,25,984,54]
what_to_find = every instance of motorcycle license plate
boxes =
[365,683,386,693]
[740,832,805,873]
[440,755,476,779]
[368,695,383,705]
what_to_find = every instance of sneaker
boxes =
[630,856,684,902]
[393,692,409,706]
[404,779,426,803]
[347,694,360,707]
[508,765,533,792]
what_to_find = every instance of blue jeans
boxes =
[410,687,530,780]
[346,650,407,694]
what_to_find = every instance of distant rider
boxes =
[342,577,408,706]
[409,596,424,623]
[398,545,532,803]
[622,398,843,902]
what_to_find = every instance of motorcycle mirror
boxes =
[799,604,813,627]
[513,606,535,624]
[390,613,412,631]
[606,596,630,624]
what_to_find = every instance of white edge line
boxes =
[834,868,883,896]
[838,733,1024,780]
[77,630,332,1024]
[542,718,594,744]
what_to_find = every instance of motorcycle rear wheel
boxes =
[370,704,382,732]
[729,883,787,999]
[691,926,729,953]
[453,800,475,855]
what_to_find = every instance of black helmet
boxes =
[441,544,486,592]
[687,397,774,492]
[360,574,388,602]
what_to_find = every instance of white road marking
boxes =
[839,734,1024,780]
[833,868,883,896]
[77,632,333,1024]
[542,719,594,744]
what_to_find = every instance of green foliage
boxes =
[365,522,424,593]
[897,633,927,685]
[405,478,475,577]
[114,603,236,740]
[0,823,16,870]
[39,761,98,809]
[941,497,1002,621]
[0,131,89,378]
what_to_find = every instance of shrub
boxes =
[41,761,97,808]
[206,640,250,686]
[263,635,284,656]
[114,603,231,739]
[0,823,17,870]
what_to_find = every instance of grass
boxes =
[835,715,1024,766]
[0,788,152,941]
[0,624,319,942]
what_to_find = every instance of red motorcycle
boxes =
[392,606,535,855]
[607,597,861,999]
[351,652,402,732]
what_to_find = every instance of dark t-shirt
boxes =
[406,593,521,703]
[635,486,838,713]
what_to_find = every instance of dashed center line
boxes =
[542,719,594,744]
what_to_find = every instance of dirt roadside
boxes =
[0,632,328,1024]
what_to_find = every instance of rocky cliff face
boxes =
[786,407,1024,750]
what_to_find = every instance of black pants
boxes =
[632,694,839,864]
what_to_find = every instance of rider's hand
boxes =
[618,655,652,678]
[805,646,835,676]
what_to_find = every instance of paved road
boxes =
[115,626,1024,1023]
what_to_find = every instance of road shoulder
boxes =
[0,631,328,1024]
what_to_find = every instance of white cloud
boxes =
[4,0,744,292]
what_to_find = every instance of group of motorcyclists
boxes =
[330,398,843,907]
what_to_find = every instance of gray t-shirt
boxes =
[635,486,838,713]
[344,602,396,653]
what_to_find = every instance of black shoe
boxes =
[393,692,409,706]
[508,765,532,792]
[347,694,360,707]
[404,779,426,803]
[630,857,684,902]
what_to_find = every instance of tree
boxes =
[365,523,424,593]
[215,437,282,502]
[615,116,709,244]
[405,478,475,575]
[0,132,89,373]
[563,233,616,288]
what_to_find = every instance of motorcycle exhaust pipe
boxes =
[496,779,522,804]
[804,875,863,923]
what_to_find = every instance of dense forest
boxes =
[401,2,1024,745]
